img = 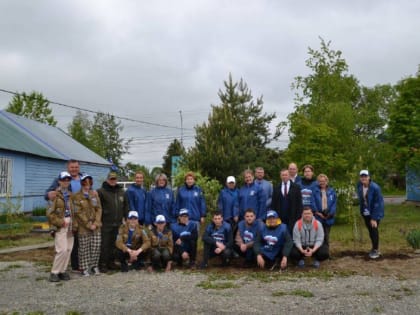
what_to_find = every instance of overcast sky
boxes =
[1,0,419,169]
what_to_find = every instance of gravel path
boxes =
[0,261,419,315]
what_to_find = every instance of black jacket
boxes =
[97,181,128,227]
[271,180,303,230]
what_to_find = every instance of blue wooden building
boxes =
[0,110,111,213]
[407,168,420,202]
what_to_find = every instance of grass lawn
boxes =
[331,203,420,254]
[0,221,52,249]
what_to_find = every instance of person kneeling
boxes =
[149,215,173,272]
[253,210,292,271]
[290,206,329,268]
[115,211,150,272]
[201,211,233,269]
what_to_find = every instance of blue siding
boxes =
[407,169,420,202]
[0,149,111,213]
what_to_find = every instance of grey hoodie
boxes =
[293,217,324,249]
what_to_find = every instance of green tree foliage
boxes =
[162,139,185,178]
[67,110,91,147]
[68,111,131,167]
[285,38,394,183]
[388,68,420,172]
[6,91,57,126]
[88,112,131,167]
[184,74,280,183]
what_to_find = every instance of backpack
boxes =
[297,218,319,231]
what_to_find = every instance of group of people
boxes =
[45,159,384,282]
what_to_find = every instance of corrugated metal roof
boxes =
[0,110,111,165]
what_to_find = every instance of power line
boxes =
[0,88,191,131]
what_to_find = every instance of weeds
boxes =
[272,289,314,298]
[197,280,239,290]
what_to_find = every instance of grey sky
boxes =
[1,1,419,168]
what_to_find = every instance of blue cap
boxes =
[58,171,72,180]
[179,208,189,216]
[266,210,279,219]
[81,173,92,181]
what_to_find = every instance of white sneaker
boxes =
[369,250,380,259]
[82,270,90,277]
[92,267,101,275]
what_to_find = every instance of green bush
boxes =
[31,207,47,216]
[406,230,420,250]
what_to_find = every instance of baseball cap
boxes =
[179,208,189,216]
[266,210,279,219]
[81,173,93,181]
[128,211,139,219]
[226,176,236,183]
[107,171,118,179]
[359,170,369,176]
[155,215,166,224]
[58,171,72,180]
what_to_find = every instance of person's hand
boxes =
[181,252,190,260]
[90,224,97,231]
[370,219,377,228]
[214,247,222,254]
[316,212,325,219]
[176,238,182,245]
[200,217,205,224]
[304,248,313,257]
[234,216,239,223]
[48,191,57,201]
[257,254,265,268]
[280,256,287,270]
[240,244,247,252]
[216,241,225,251]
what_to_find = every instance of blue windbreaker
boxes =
[150,186,176,223]
[126,184,149,224]
[217,187,239,222]
[312,185,337,226]
[175,184,206,222]
[171,220,198,254]
[357,180,384,221]
[238,183,267,220]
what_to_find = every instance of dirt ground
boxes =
[1,245,419,279]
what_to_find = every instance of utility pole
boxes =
[179,110,183,146]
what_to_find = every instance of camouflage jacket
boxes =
[150,226,173,254]
[72,190,102,235]
[115,223,151,252]
[47,189,74,230]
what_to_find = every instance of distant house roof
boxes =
[0,110,111,165]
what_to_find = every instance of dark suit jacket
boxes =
[271,180,303,230]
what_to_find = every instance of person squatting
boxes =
[46,163,384,282]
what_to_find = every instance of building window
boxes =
[0,157,12,196]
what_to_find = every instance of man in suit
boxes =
[271,169,303,232]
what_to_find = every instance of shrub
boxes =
[406,230,420,250]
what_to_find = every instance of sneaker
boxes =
[58,272,70,280]
[313,260,320,268]
[49,273,60,282]
[189,261,197,269]
[298,259,305,268]
[232,251,240,259]
[91,267,101,275]
[82,270,90,277]
[369,250,380,259]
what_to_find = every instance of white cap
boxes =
[226,176,236,183]
[155,214,166,223]
[128,211,138,219]
[359,170,369,176]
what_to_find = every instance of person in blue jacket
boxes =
[170,209,198,268]
[357,170,384,259]
[126,171,149,225]
[254,210,293,270]
[312,174,337,245]
[200,211,233,268]
[299,164,317,208]
[238,169,267,221]
[235,208,262,266]
[175,172,207,228]
[149,173,176,224]
[217,176,239,227]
